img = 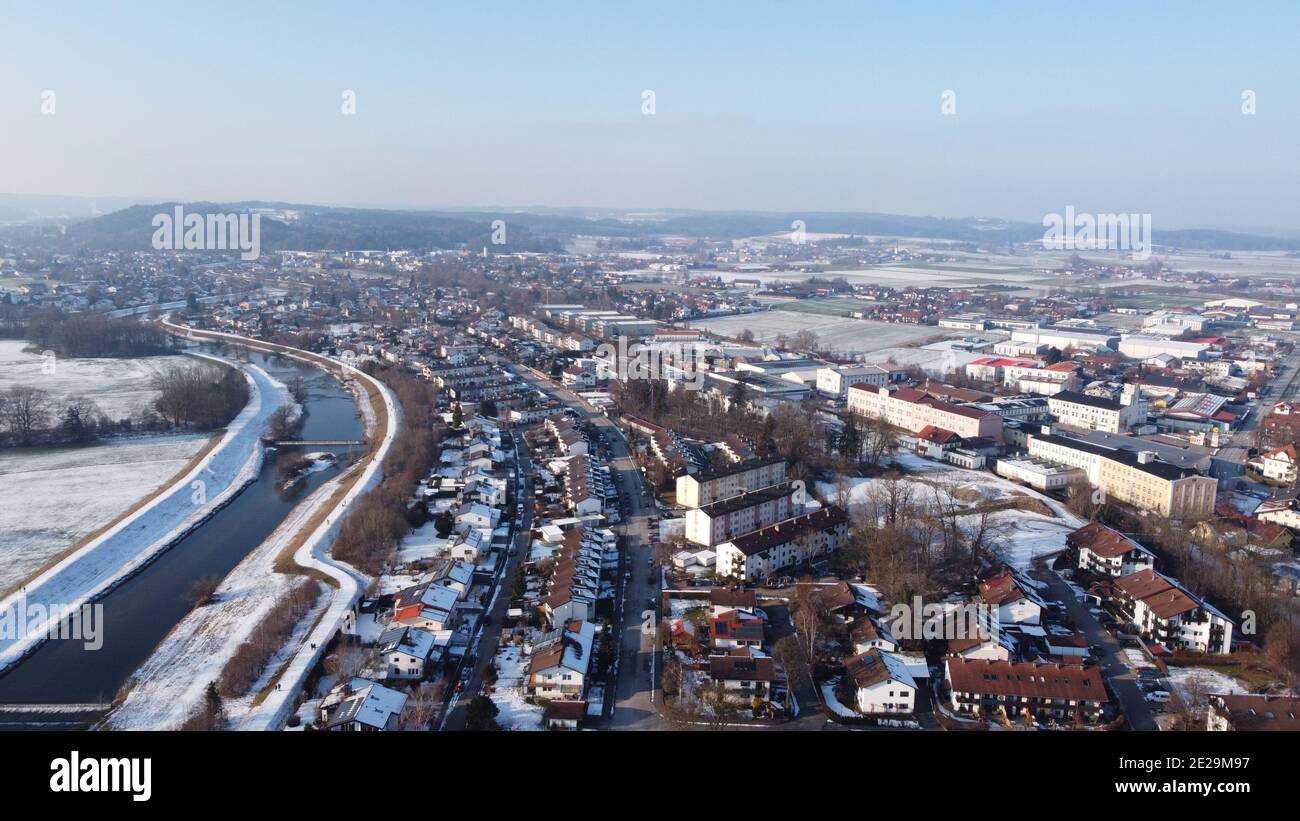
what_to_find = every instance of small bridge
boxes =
[269,439,365,447]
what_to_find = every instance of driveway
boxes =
[1029,564,1155,731]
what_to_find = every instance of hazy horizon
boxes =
[4,1,1299,232]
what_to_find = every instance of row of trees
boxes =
[331,366,444,575]
[217,580,323,698]
[25,312,174,357]
[152,361,250,430]
[1136,513,1300,687]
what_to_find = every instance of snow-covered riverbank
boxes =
[0,356,288,671]
[105,326,399,730]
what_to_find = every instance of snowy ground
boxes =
[490,642,543,730]
[818,451,1085,571]
[1165,666,1249,706]
[821,679,857,717]
[0,434,209,593]
[0,356,286,671]
[0,339,196,422]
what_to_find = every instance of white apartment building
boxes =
[1251,444,1298,484]
[1047,390,1145,433]
[1114,569,1233,654]
[847,385,1003,441]
[994,456,1084,491]
[845,649,918,715]
[675,457,787,508]
[684,482,798,547]
[715,507,849,582]
[1068,521,1155,578]
[1025,429,1216,519]
[815,364,890,399]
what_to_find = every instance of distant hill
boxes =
[2,202,565,254]
[3,199,1298,253]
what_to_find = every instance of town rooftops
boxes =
[1029,430,1203,482]
[1115,568,1230,623]
[918,425,961,445]
[711,610,765,643]
[708,647,776,682]
[1068,521,1151,559]
[696,482,795,517]
[324,678,408,730]
[1210,694,1300,731]
[687,455,785,484]
[844,648,916,690]
[945,657,1105,702]
[977,570,1031,607]
[1049,389,1124,411]
[725,506,849,557]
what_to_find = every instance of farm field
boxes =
[0,339,195,422]
[0,434,210,593]
[688,311,954,356]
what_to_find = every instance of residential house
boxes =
[844,649,917,715]
[944,658,1107,722]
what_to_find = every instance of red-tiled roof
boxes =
[945,658,1105,702]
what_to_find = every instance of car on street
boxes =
[1144,690,1171,703]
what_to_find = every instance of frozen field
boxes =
[0,340,195,422]
[0,434,210,593]
[688,311,951,356]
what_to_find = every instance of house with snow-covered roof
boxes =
[844,649,917,715]
[320,678,408,731]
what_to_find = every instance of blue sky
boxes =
[2,1,1297,230]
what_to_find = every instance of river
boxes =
[0,345,363,718]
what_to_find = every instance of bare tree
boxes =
[1,386,53,444]
[859,417,899,471]
[772,634,809,716]
[400,681,445,730]
[697,680,744,728]
[791,585,827,662]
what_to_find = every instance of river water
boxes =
[0,347,362,708]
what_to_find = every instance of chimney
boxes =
[1040,424,1053,436]
[1137,451,1155,464]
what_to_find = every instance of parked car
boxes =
[1144,690,1171,704]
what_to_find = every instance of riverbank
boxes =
[104,323,399,729]
[0,354,288,672]
[0,432,216,598]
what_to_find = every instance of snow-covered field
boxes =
[0,356,287,671]
[687,312,948,356]
[0,434,209,593]
[0,340,195,422]
[818,451,1085,570]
